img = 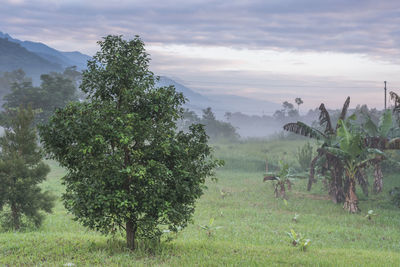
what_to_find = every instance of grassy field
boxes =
[1,139,400,266]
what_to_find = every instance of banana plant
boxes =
[287,229,311,251]
[362,109,400,193]
[199,218,222,237]
[324,118,384,213]
[284,97,350,203]
[263,161,293,199]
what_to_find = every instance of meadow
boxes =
[1,138,400,266]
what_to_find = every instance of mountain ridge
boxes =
[0,37,63,78]
[0,31,90,71]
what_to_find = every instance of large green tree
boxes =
[40,35,220,250]
[0,106,54,230]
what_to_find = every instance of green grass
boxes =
[1,139,400,266]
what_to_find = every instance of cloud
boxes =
[1,0,399,109]
[1,0,400,59]
[5,0,25,5]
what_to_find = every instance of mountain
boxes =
[157,76,280,118]
[0,32,90,71]
[0,37,62,78]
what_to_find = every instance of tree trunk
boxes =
[280,183,286,199]
[343,179,359,213]
[11,202,20,231]
[286,180,292,191]
[307,155,319,191]
[356,168,369,197]
[373,163,383,194]
[126,221,137,250]
[329,168,345,204]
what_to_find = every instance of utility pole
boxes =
[384,81,387,110]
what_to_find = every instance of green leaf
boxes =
[209,218,214,226]
[347,113,357,121]
[364,115,378,136]
[336,119,363,159]
[290,229,297,239]
[378,109,393,137]
[283,122,326,140]
[324,147,349,160]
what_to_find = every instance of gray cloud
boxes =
[1,0,400,59]
[1,0,399,110]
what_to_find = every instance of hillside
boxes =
[0,37,62,78]
[0,32,90,71]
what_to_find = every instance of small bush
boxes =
[389,187,400,207]
[381,151,400,173]
[297,142,313,171]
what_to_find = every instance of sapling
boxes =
[263,161,294,199]
[220,189,230,199]
[365,210,377,220]
[287,229,311,251]
[199,218,222,237]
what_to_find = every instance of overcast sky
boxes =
[1,0,400,111]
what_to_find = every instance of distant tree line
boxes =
[179,107,239,141]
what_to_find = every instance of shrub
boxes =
[297,142,313,171]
